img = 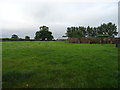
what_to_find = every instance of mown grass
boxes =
[2,41,118,88]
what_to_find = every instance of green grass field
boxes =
[2,41,118,88]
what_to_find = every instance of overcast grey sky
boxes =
[0,0,119,39]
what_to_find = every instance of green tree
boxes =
[66,22,118,38]
[66,26,86,38]
[97,22,118,37]
[92,27,97,37]
[25,36,30,40]
[66,27,73,37]
[35,26,53,41]
[11,34,19,39]
[86,26,93,37]
[78,26,86,37]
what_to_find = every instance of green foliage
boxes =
[11,34,19,39]
[25,36,30,40]
[90,39,100,44]
[66,26,86,38]
[66,22,118,38]
[97,35,110,38]
[11,38,20,41]
[2,38,33,41]
[97,22,118,37]
[2,38,10,41]
[2,41,118,88]
[35,26,53,41]
[2,35,31,41]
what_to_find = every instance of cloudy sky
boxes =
[0,0,119,39]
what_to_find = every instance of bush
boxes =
[2,38,32,41]
[2,38,10,41]
[97,35,110,38]
[90,40,100,44]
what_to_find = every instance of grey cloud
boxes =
[0,0,118,39]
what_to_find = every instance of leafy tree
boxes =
[11,34,19,39]
[25,36,30,40]
[87,27,97,37]
[106,22,118,37]
[66,26,86,38]
[35,26,53,41]
[66,22,118,38]
[97,22,118,37]
[66,27,73,37]
[86,26,93,37]
[92,27,97,37]
[78,26,86,37]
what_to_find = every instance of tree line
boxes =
[2,35,31,41]
[1,22,118,41]
[2,26,54,41]
[66,22,118,38]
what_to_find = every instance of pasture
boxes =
[2,41,118,88]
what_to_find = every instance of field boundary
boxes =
[67,37,120,44]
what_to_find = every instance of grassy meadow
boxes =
[2,41,118,88]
